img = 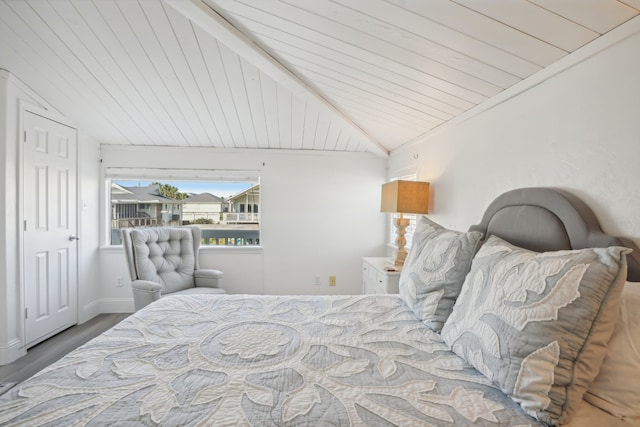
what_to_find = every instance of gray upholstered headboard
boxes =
[469,187,640,282]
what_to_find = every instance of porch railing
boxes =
[222,212,259,223]
[111,217,158,229]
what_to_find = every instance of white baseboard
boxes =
[0,338,26,365]
[79,300,101,324]
[98,298,135,314]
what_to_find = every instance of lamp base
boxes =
[392,248,407,267]
[392,216,410,267]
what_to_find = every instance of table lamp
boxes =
[380,180,430,267]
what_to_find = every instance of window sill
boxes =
[200,245,263,255]
[100,245,264,255]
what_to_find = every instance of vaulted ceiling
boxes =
[1,0,638,157]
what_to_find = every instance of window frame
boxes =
[103,167,261,248]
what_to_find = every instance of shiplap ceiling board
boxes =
[0,0,638,156]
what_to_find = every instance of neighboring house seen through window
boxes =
[108,174,260,247]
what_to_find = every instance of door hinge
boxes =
[25,308,28,319]
[23,130,27,142]
[24,220,27,231]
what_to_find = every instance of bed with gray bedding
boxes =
[1,187,638,426]
[0,294,541,426]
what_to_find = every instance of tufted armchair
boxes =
[121,226,225,311]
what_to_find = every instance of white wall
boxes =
[99,146,388,312]
[77,130,103,323]
[389,19,640,247]
[0,71,14,362]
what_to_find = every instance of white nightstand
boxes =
[362,257,401,294]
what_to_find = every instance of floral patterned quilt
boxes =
[0,294,540,426]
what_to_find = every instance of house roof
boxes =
[183,192,225,204]
[228,184,260,202]
[111,183,132,195]
[111,184,180,204]
[1,1,638,156]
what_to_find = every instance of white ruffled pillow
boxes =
[584,282,640,420]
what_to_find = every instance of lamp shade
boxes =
[381,180,430,214]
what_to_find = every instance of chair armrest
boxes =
[195,269,224,289]
[131,280,162,311]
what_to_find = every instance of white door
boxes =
[23,110,78,348]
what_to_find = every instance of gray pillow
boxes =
[399,216,483,331]
[441,235,630,425]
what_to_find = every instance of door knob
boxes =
[69,234,80,241]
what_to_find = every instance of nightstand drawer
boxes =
[362,263,377,294]
[362,257,401,294]
[374,273,399,294]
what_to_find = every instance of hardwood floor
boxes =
[0,313,130,385]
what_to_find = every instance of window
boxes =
[106,168,260,246]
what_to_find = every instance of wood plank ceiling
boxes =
[0,1,638,157]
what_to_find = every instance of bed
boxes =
[1,187,639,426]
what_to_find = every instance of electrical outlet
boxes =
[116,276,123,287]
[329,275,336,286]
[314,275,321,286]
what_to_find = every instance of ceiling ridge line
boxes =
[164,0,388,158]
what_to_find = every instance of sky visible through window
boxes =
[115,180,253,199]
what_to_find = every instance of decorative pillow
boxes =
[441,235,630,426]
[399,216,482,331]
[584,282,640,419]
